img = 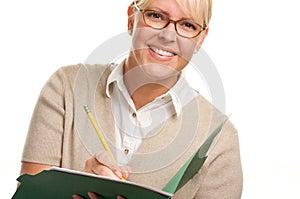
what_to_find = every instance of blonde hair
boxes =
[132,0,212,28]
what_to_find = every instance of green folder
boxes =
[12,121,225,199]
[162,120,225,193]
[13,168,172,199]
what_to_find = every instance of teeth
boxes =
[150,46,175,57]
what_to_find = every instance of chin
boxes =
[141,63,178,81]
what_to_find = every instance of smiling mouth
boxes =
[149,46,176,57]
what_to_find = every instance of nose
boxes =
[158,22,177,42]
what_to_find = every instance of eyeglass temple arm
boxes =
[132,1,141,12]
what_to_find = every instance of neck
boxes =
[130,84,173,110]
[123,59,178,110]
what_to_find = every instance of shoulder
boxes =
[49,63,116,86]
[57,63,114,77]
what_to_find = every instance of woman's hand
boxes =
[72,192,125,199]
[81,151,130,180]
[73,151,130,199]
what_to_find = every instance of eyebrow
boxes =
[146,7,170,16]
[145,7,194,21]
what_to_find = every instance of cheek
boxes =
[131,27,155,51]
[178,39,197,62]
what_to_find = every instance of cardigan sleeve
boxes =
[21,67,67,166]
[194,121,243,199]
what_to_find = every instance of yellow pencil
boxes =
[83,105,116,162]
[83,105,125,180]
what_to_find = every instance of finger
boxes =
[87,192,101,199]
[114,169,123,179]
[117,195,126,199]
[95,151,130,179]
[109,165,131,180]
[120,166,131,179]
[82,157,99,174]
[82,156,118,178]
[72,194,85,199]
[91,164,119,179]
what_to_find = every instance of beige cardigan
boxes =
[22,64,243,198]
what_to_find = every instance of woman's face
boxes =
[126,0,207,79]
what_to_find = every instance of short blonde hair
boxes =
[132,0,212,28]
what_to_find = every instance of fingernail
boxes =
[120,168,129,179]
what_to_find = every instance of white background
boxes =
[1,0,300,198]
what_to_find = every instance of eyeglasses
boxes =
[133,3,206,38]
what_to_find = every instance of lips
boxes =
[149,46,176,57]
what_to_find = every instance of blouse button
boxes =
[124,148,129,155]
[132,112,137,118]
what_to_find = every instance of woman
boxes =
[19,0,243,198]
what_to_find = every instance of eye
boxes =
[145,10,167,21]
[180,21,198,31]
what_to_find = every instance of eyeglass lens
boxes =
[143,10,203,38]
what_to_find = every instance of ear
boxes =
[195,28,209,52]
[127,5,134,35]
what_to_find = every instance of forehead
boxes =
[146,0,192,19]
[142,0,204,22]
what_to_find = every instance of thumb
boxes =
[95,151,131,179]
[95,151,117,169]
